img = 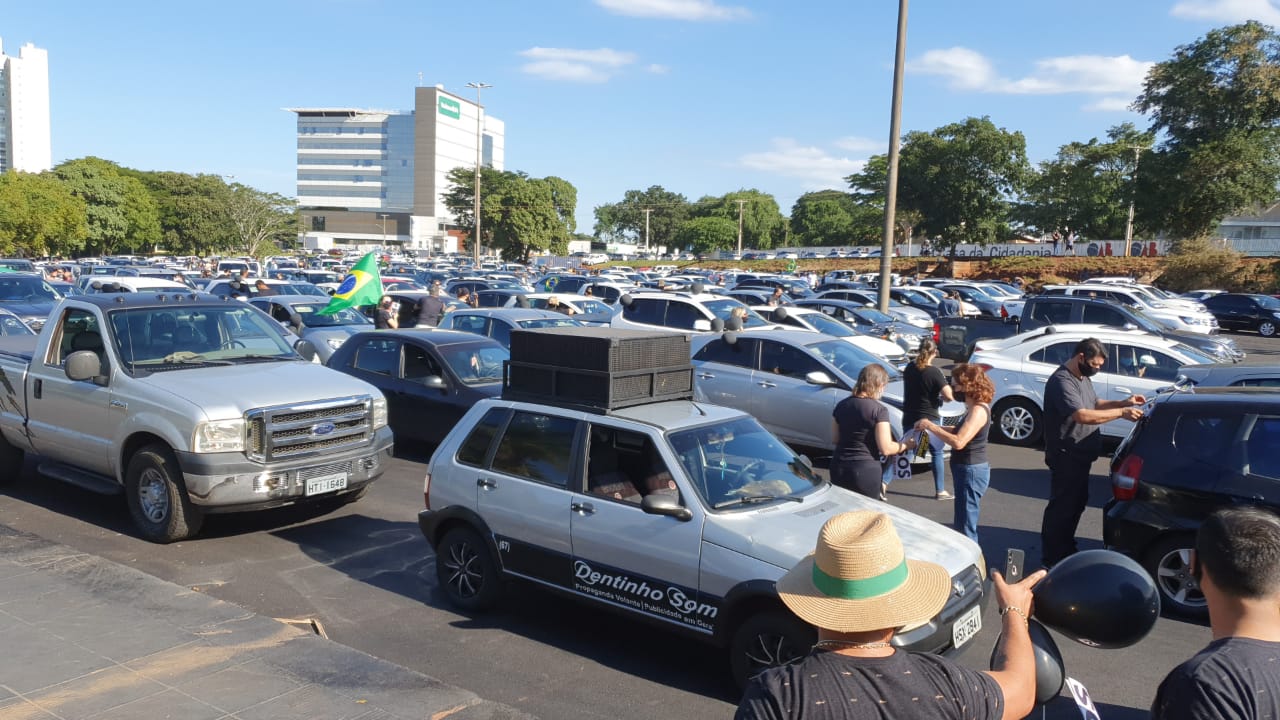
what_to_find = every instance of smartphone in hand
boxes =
[1005,548,1025,584]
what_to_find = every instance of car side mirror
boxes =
[693,319,713,332]
[641,492,692,521]
[294,339,318,362]
[805,370,837,387]
[423,375,447,390]
[1123,323,1137,330]
[65,350,104,384]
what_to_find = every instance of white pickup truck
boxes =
[0,291,394,542]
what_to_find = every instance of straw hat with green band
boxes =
[776,511,951,633]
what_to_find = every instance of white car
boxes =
[1042,284,1217,334]
[612,291,767,333]
[970,326,1218,446]
[82,277,192,294]
[755,305,909,369]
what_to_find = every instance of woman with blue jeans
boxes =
[899,338,954,500]
[914,364,993,542]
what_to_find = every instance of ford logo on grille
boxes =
[311,422,336,437]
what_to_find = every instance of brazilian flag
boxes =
[316,252,382,315]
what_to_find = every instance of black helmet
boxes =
[1033,549,1160,649]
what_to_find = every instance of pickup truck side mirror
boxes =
[422,375,447,391]
[641,492,692,521]
[294,339,318,362]
[65,350,103,383]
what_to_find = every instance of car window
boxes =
[402,343,442,381]
[352,338,400,376]
[1029,342,1076,367]
[664,301,704,330]
[1235,378,1280,388]
[623,298,665,325]
[450,314,488,334]
[1246,416,1280,480]
[457,408,508,468]
[490,411,578,488]
[48,308,104,367]
[1173,413,1241,475]
[584,425,675,503]
[1113,344,1180,382]
[1082,304,1127,327]
[667,416,821,509]
[759,339,825,379]
[694,338,757,369]
[1030,300,1072,325]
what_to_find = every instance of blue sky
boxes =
[5,0,1278,233]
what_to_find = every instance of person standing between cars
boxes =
[1150,507,1280,720]
[831,364,916,501]
[936,290,963,318]
[416,284,447,327]
[375,296,398,330]
[1040,338,1144,567]
[915,364,994,543]
[898,338,955,500]
[736,510,1046,720]
[456,287,478,308]
[768,286,784,306]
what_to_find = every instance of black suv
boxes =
[1104,388,1280,618]
[1203,293,1280,338]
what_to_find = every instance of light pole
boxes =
[878,0,909,314]
[1123,145,1144,246]
[466,82,492,265]
[377,212,389,250]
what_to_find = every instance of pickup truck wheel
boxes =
[0,435,24,484]
[126,444,203,543]
[993,397,1042,447]
[436,526,501,611]
[730,610,816,690]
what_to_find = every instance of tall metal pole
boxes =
[736,199,747,258]
[466,82,492,265]
[1124,145,1141,246]
[643,208,652,252]
[878,0,909,313]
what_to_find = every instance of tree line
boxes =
[0,157,297,260]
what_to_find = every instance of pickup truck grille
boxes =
[246,396,372,462]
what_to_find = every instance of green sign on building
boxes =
[438,96,461,119]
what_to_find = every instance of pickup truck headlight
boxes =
[192,419,246,453]
[372,396,388,430]
[326,337,346,350]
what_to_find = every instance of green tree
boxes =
[673,216,738,256]
[690,189,784,250]
[541,176,578,235]
[52,157,138,255]
[484,175,569,263]
[592,186,690,249]
[890,116,1031,257]
[1015,123,1155,239]
[119,175,162,253]
[225,183,299,261]
[126,171,237,256]
[1135,21,1280,240]
[790,192,855,245]
[845,157,922,245]
[0,171,88,257]
[441,166,510,250]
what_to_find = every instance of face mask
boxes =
[953,390,966,403]
[1079,362,1100,378]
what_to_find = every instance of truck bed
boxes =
[0,336,37,364]
[935,316,1019,361]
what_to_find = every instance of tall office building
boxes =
[289,85,505,253]
[0,39,52,173]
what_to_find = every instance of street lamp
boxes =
[878,0,908,314]
[466,82,492,265]
[1123,145,1146,246]
[377,213,390,250]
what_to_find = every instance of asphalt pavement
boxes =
[0,523,530,720]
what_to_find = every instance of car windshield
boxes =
[1172,343,1217,365]
[108,305,297,370]
[808,339,902,382]
[284,283,330,297]
[853,307,895,324]
[1125,307,1169,333]
[294,304,370,327]
[517,318,581,329]
[802,312,857,337]
[573,299,613,315]
[703,299,771,328]
[897,289,933,304]
[1256,295,1280,310]
[439,344,510,385]
[667,416,823,509]
[0,276,60,302]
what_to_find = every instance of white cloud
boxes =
[1171,0,1280,24]
[1084,96,1136,112]
[909,47,1153,100]
[594,0,751,21]
[834,136,885,154]
[647,63,671,74]
[519,47,638,83]
[739,138,866,190]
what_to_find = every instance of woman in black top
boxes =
[831,364,917,500]
[915,364,993,542]
[900,338,954,499]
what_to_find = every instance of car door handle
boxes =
[1114,387,1132,395]
[570,501,595,514]
[476,478,495,489]
[757,381,777,388]
[32,379,41,399]
[1034,377,1048,384]
[697,372,716,379]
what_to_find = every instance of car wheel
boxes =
[435,526,502,611]
[992,397,1042,447]
[730,610,816,690]
[0,434,24,484]
[1144,535,1207,619]
[1259,320,1278,338]
[125,444,203,543]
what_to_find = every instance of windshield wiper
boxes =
[714,494,804,509]
[232,354,293,363]
[159,355,234,366]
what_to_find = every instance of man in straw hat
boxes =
[736,510,1046,720]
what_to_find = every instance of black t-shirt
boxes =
[736,649,1003,720]
[1042,364,1100,461]
[375,308,393,329]
[1151,637,1280,720]
[903,363,946,425]
[417,296,446,326]
[832,396,889,465]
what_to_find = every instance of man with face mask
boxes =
[1040,337,1145,568]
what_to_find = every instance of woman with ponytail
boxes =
[900,338,954,499]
